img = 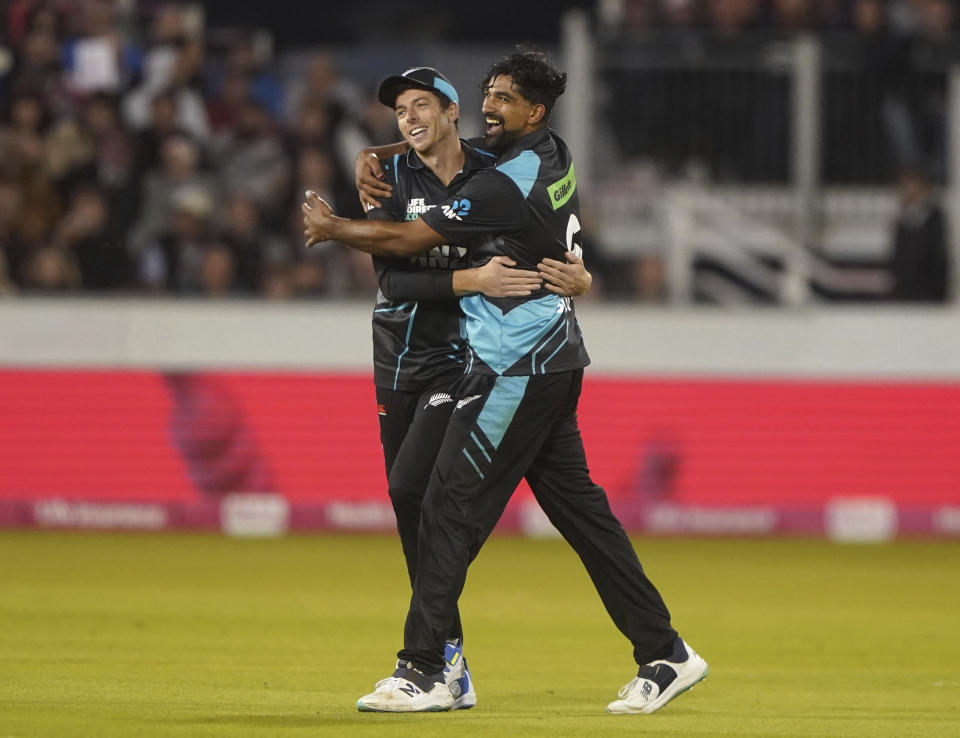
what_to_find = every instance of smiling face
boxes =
[481,74,545,151]
[394,88,458,155]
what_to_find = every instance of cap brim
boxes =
[377,76,442,108]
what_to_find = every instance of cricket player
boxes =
[303,50,707,715]
[355,66,592,710]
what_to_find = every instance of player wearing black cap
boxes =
[304,50,707,715]
[347,66,591,712]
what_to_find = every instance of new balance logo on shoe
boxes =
[425,393,454,409]
[607,637,708,715]
[456,395,481,410]
[357,663,455,713]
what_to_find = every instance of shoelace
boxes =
[373,676,406,691]
[618,677,640,698]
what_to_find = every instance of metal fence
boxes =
[559,12,960,305]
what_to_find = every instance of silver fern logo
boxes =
[424,393,454,409]
[456,395,482,410]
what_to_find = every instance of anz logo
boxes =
[414,243,468,269]
[441,198,471,221]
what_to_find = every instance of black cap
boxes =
[377,67,460,109]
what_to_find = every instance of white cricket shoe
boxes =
[357,662,454,713]
[443,639,477,710]
[607,637,708,714]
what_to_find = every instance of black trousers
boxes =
[377,381,463,642]
[398,370,678,675]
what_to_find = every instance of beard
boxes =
[481,130,503,150]
[481,117,519,152]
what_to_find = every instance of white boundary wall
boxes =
[2,298,959,378]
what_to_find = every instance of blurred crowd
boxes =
[0,0,401,297]
[0,0,955,301]
[599,0,954,35]
[603,0,959,183]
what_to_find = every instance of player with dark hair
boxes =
[348,65,593,711]
[304,49,707,715]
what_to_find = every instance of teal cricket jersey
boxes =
[367,141,496,390]
[421,127,591,376]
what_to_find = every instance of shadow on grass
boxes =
[157,714,326,728]
[158,712,467,729]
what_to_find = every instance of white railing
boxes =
[560,15,960,306]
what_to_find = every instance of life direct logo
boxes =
[441,199,471,220]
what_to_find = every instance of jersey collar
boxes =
[494,126,552,161]
[404,138,496,174]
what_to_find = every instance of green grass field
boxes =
[1,532,958,737]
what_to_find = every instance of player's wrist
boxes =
[452,274,466,295]
[452,268,479,296]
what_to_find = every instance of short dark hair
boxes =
[481,48,567,119]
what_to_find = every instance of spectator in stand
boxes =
[217,192,294,295]
[197,243,235,297]
[219,32,283,119]
[47,92,136,221]
[284,52,362,124]
[78,91,135,191]
[853,0,890,36]
[8,24,72,118]
[0,48,9,105]
[5,85,85,297]
[286,96,329,150]
[0,251,15,294]
[131,88,194,177]
[703,0,785,180]
[62,0,141,98]
[285,96,364,220]
[624,0,660,33]
[139,186,222,294]
[889,167,950,302]
[597,0,659,36]
[5,0,57,49]
[706,0,761,35]
[821,0,904,182]
[122,2,209,145]
[0,180,28,287]
[358,95,403,147]
[635,254,669,303]
[211,97,291,221]
[284,52,370,218]
[20,243,81,292]
[887,0,925,36]
[770,0,816,32]
[287,145,339,296]
[661,0,700,30]
[1,88,52,176]
[0,89,60,255]
[883,0,954,183]
[128,133,219,257]
[49,184,130,289]
[922,0,955,36]
[205,67,252,135]
[815,0,848,29]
